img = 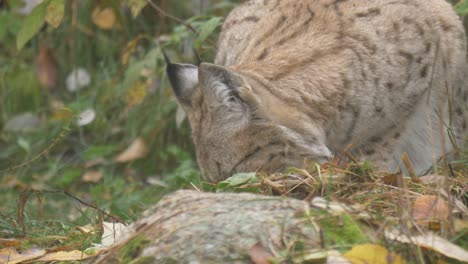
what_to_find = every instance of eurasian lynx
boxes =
[167,0,468,183]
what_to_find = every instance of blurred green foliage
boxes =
[0,0,237,238]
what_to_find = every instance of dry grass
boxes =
[238,158,467,228]
[230,159,467,262]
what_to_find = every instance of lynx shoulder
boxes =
[167,0,468,182]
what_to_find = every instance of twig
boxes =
[17,189,33,236]
[401,152,419,182]
[17,189,127,228]
[60,190,128,225]
[146,0,198,35]
[0,123,72,174]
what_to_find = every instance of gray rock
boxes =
[91,190,322,264]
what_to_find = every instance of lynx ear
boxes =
[198,63,246,107]
[166,60,198,105]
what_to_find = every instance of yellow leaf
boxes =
[344,244,405,264]
[51,107,74,121]
[114,138,148,163]
[82,170,103,183]
[126,80,147,107]
[45,0,65,28]
[385,229,468,262]
[35,250,93,262]
[127,0,148,18]
[121,34,144,65]
[0,247,46,264]
[92,7,116,30]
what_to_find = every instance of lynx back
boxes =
[167,0,468,182]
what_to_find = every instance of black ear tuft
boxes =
[165,54,198,105]
[162,49,172,65]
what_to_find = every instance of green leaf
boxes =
[17,137,31,153]
[16,0,48,51]
[45,0,65,28]
[127,0,147,18]
[83,145,116,161]
[195,17,222,45]
[456,0,468,16]
[215,172,258,192]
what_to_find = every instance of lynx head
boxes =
[167,60,332,183]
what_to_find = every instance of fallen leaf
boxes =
[0,247,46,264]
[35,250,92,261]
[385,229,468,262]
[412,195,449,221]
[35,45,58,91]
[300,250,347,263]
[76,109,96,126]
[76,224,96,235]
[4,113,41,132]
[0,238,21,248]
[344,244,405,264]
[101,222,132,247]
[92,6,115,30]
[82,170,103,183]
[114,138,148,163]
[248,242,273,264]
[84,158,107,168]
[146,177,169,187]
[66,68,91,92]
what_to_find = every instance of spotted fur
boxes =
[167,0,468,183]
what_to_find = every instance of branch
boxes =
[146,0,198,35]
[0,122,72,174]
[16,188,127,235]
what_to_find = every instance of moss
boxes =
[130,256,157,264]
[317,213,370,250]
[117,235,150,263]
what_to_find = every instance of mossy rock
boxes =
[90,190,323,264]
